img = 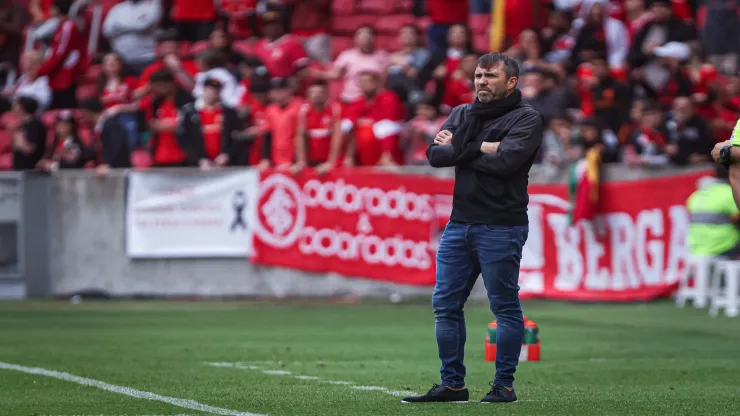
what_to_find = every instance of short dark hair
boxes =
[15,96,39,115]
[150,69,175,84]
[476,53,520,80]
[199,49,228,70]
[53,0,73,15]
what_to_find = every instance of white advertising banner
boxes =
[126,170,259,258]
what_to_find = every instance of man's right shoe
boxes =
[401,384,469,403]
[480,383,518,403]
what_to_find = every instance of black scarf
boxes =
[451,89,523,163]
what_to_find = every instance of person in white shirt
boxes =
[1,50,51,113]
[102,0,161,75]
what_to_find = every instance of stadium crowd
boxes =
[0,0,737,173]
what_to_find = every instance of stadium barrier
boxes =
[0,164,712,300]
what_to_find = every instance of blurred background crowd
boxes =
[0,0,737,173]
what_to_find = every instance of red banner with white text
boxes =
[252,168,711,301]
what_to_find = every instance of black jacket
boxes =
[177,102,242,162]
[99,115,134,168]
[627,19,697,68]
[427,100,543,225]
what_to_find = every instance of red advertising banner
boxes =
[253,168,712,301]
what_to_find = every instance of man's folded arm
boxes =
[426,105,465,168]
[463,111,543,176]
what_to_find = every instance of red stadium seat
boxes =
[331,14,377,36]
[375,34,399,52]
[474,33,490,54]
[391,0,414,13]
[84,65,102,84]
[469,14,490,34]
[375,14,416,34]
[331,36,354,59]
[332,0,356,16]
[76,84,98,102]
[357,0,389,13]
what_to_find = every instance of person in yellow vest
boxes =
[711,118,740,208]
[687,165,740,257]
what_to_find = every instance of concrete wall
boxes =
[36,164,712,299]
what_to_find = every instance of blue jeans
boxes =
[432,221,528,388]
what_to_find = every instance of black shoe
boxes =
[401,384,469,403]
[481,382,517,403]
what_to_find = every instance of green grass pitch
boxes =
[1,299,739,416]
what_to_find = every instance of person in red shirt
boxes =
[259,77,303,170]
[98,53,138,111]
[236,75,270,166]
[426,0,469,53]
[135,30,199,99]
[171,0,217,42]
[343,71,406,167]
[217,0,258,39]
[437,53,478,112]
[140,70,196,167]
[251,9,309,79]
[177,78,242,169]
[294,80,343,174]
[35,0,86,110]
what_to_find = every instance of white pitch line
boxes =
[0,362,265,416]
[205,362,418,398]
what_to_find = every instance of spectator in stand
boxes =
[135,30,199,98]
[178,78,242,170]
[574,117,621,162]
[80,98,133,172]
[236,57,268,98]
[193,50,240,109]
[0,1,29,77]
[217,0,258,40]
[644,42,694,107]
[1,50,52,115]
[236,75,270,166]
[420,24,474,90]
[425,0,469,53]
[539,113,584,165]
[11,97,46,171]
[252,9,309,79]
[663,95,713,164]
[587,55,631,132]
[287,0,332,64]
[37,110,92,172]
[436,52,477,113]
[624,0,654,38]
[627,0,696,69]
[697,0,739,75]
[624,100,670,166]
[541,8,575,64]
[520,68,570,123]
[570,0,629,70]
[97,53,141,152]
[258,77,302,170]
[321,26,388,104]
[102,0,161,75]
[504,28,545,73]
[343,71,405,167]
[35,0,86,110]
[293,80,343,174]
[402,95,445,165]
[387,24,431,105]
[206,24,246,72]
[171,0,217,42]
[140,70,196,167]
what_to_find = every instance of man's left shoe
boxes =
[480,383,517,403]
